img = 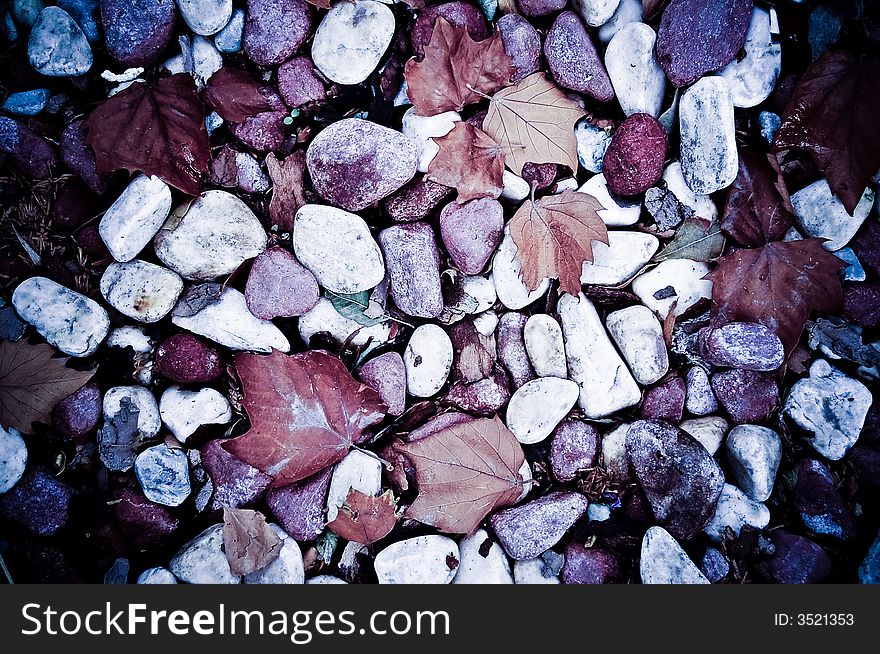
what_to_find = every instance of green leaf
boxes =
[325,290,386,327]
[654,217,725,263]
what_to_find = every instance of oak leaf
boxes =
[426,122,505,203]
[223,350,386,486]
[0,340,96,434]
[721,152,795,247]
[222,508,283,576]
[404,18,512,116]
[327,489,397,545]
[482,73,585,175]
[85,73,210,196]
[203,68,277,124]
[399,416,525,535]
[509,190,609,296]
[266,151,307,231]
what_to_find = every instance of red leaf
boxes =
[223,351,386,486]
[327,489,397,545]
[203,68,278,124]
[425,123,505,203]
[85,74,210,196]
[266,151,307,231]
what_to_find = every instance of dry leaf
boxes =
[483,73,585,175]
[654,217,725,262]
[721,152,795,247]
[222,508,283,576]
[266,151,307,231]
[509,190,609,296]
[0,340,96,434]
[425,122,505,202]
[327,489,397,544]
[305,0,332,7]
[203,68,277,124]
[404,18,513,116]
[400,416,525,534]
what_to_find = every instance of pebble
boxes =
[134,444,191,507]
[500,170,531,202]
[383,178,453,223]
[859,532,880,584]
[506,377,579,445]
[549,419,599,482]
[159,387,231,443]
[242,524,304,584]
[605,22,665,117]
[404,324,453,398]
[440,198,505,275]
[104,385,160,439]
[176,0,231,36]
[575,122,613,174]
[712,369,779,424]
[544,11,614,102]
[101,0,176,67]
[627,420,725,539]
[497,312,535,388]
[172,286,290,353]
[100,175,171,262]
[497,14,541,82]
[0,467,73,536]
[844,281,880,328]
[718,6,782,108]
[27,6,92,76]
[757,531,831,584]
[183,35,224,90]
[704,483,770,542]
[298,298,391,350]
[243,0,312,66]
[137,567,178,584]
[490,491,589,560]
[601,423,631,481]
[513,557,561,584]
[631,259,712,319]
[558,293,640,418]
[661,161,719,221]
[374,535,460,584]
[523,314,566,378]
[155,334,223,384]
[312,1,395,86]
[679,76,738,195]
[580,231,659,286]
[306,118,419,212]
[1,89,50,116]
[0,116,59,179]
[267,468,332,540]
[0,426,27,494]
[700,547,729,583]
[326,450,382,522]
[680,416,728,455]
[561,544,624,584]
[492,231,551,310]
[795,459,857,540]
[579,174,643,228]
[725,425,781,503]
[597,0,641,43]
[684,367,717,416]
[60,119,110,194]
[359,352,406,416]
[836,247,866,282]
[379,223,444,318]
[784,359,871,460]
[114,485,180,547]
[198,439,270,511]
[641,373,687,423]
[277,56,325,107]
[170,524,240,584]
[53,382,101,440]
[245,246,319,320]
[573,0,620,26]
[699,322,785,372]
[759,111,781,145]
[12,277,109,357]
[790,179,875,251]
[99,260,183,323]
[639,526,709,584]
[453,529,514,584]
[228,109,287,152]
[517,0,566,17]
[605,304,668,386]
[410,2,489,58]
[13,0,44,26]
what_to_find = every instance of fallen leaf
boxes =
[426,123,505,202]
[203,68,276,124]
[509,190,609,296]
[773,50,880,214]
[709,239,846,353]
[642,0,668,18]
[222,507,283,576]
[399,416,525,534]
[305,0,332,8]
[266,151,307,231]
[327,489,397,544]
[404,18,512,115]
[483,73,585,175]
[0,340,96,434]
[654,217,725,262]
[721,152,795,247]
[223,350,386,486]
[324,290,387,327]
[85,73,210,196]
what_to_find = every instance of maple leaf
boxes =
[404,17,513,116]
[222,508,283,576]
[509,190,608,296]
[223,350,386,486]
[0,340,96,434]
[85,73,210,196]
[327,489,397,545]
[266,151,307,231]
[773,50,880,214]
[721,152,795,247]
[399,416,525,535]
[203,68,277,124]
[709,239,846,354]
[425,123,505,203]
[482,73,586,175]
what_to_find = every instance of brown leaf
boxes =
[222,508,283,576]
[721,152,795,247]
[85,73,210,196]
[327,489,397,544]
[305,0,332,7]
[709,239,846,354]
[509,190,609,296]
[483,73,585,175]
[425,123,505,203]
[0,340,96,434]
[642,0,668,18]
[400,416,525,534]
[223,350,386,486]
[266,151,307,231]
[203,68,276,124]
[404,18,512,116]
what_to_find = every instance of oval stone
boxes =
[497,14,541,83]
[27,7,92,76]
[100,260,183,323]
[101,0,177,67]
[544,11,614,102]
[439,198,504,275]
[506,377,579,445]
[243,0,312,66]
[603,113,667,196]
[176,0,232,36]
[245,246,320,319]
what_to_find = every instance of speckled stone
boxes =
[549,419,599,482]
[267,467,333,541]
[712,369,779,424]
[561,544,625,584]
[439,198,505,275]
[243,0,312,66]
[756,531,831,584]
[0,467,73,536]
[640,373,687,423]
[278,56,326,108]
[544,11,614,102]
[603,113,667,196]
[699,322,785,371]
[410,2,489,58]
[490,491,589,560]
[379,222,444,319]
[53,381,101,440]
[155,333,224,384]
[245,246,320,319]
[497,13,541,83]
[359,352,406,416]
[200,439,273,512]
[383,178,454,223]
[101,0,176,67]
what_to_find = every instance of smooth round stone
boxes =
[506,377,579,445]
[135,444,191,507]
[101,0,176,67]
[524,314,567,378]
[791,179,875,252]
[513,558,561,584]
[379,222,444,318]
[374,536,460,584]
[453,529,514,584]
[383,178,454,222]
[640,373,687,423]
[410,1,489,58]
[497,14,541,83]
[718,6,781,108]
[243,524,305,584]
[160,386,231,443]
[0,425,27,494]
[580,231,659,286]
[544,11,614,102]
[577,174,641,226]
[704,483,770,542]
[137,567,178,584]
[685,366,717,416]
[100,175,172,262]
[0,116,59,179]
[326,449,382,522]
[170,524,240,584]
[293,204,384,295]
[756,530,831,584]
[298,298,391,350]
[679,76,738,195]
[573,0,621,26]
[497,312,535,388]
[445,371,511,417]
[605,304,668,386]
[402,108,459,173]
[443,275,497,320]
[575,121,613,174]
[601,423,630,481]
[492,231,551,310]
[603,113,667,196]
[640,526,709,584]
[176,0,231,36]
[518,0,566,18]
[549,419,599,482]
[245,246,320,320]
[699,322,785,371]
[306,118,419,212]
[795,459,857,540]
[404,324,453,398]
[561,544,624,584]
[440,198,504,275]
[104,385,161,439]
[228,109,287,152]
[500,170,531,202]
[154,190,267,281]
[267,467,332,540]
[278,56,326,107]
[53,381,101,439]
[662,162,719,222]
[726,425,781,502]
[490,491,588,560]
[1,89,50,116]
[0,467,73,536]
[214,7,243,52]
[155,334,223,384]
[200,438,272,511]
[359,352,406,416]
[312,0,394,86]
[605,22,665,117]
[99,260,183,323]
[631,259,712,319]
[243,0,312,66]
[12,276,109,357]
[680,416,728,455]
[597,0,641,42]
[27,7,92,76]
[712,369,779,424]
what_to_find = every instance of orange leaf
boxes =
[328,489,397,544]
